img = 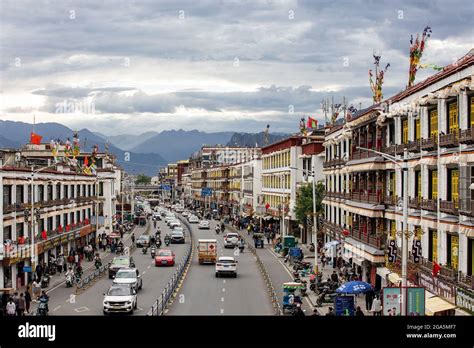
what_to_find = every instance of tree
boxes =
[135,173,151,185]
[294,181,325,226]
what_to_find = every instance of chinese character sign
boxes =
[383,287,401,316]
[406,287,425,316]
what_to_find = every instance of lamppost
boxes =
[357,146,409,315]
[290,161,319,280]
[27,164,56,276]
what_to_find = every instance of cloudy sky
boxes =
[0,0,472,135]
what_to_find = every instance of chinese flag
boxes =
[30,132,42,145]
[265,203,270,210]
[41,230,47,240]
[307,117,318,129]
[58,225,63,232]
[432,262,441,277]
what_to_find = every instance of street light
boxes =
[289,163,319,282]
[357,146,409,315]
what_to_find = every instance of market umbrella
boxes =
[336,281,373,294]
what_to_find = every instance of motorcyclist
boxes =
[94,254,102,268]
[156,237,162,248]
[65,267,74,284]
[151,235,156,246]
[150,245,156,257]
[164,234,171,246]
[220,222,225,232]
[215,225,220,234]
[39,290,50,314]
[239,238,245,250]
[153,220,157,228]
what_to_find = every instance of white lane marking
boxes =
[53,305,61,312]
[147,265,151,269]
[222,288,226,292]
[74,306,89,312]
[142,271,146,275]
[136,306,143,311]
[221,297,225,302]
[223,280,226,284]
[220,308,224,314]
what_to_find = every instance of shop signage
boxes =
[68,233,75,242]
[455,287,474,314]
[80,225,93,237]
[382,287,401,316]
[60,235,68,244]
[74,231,81,239]
[23,266,32,272]
[42,240,52,252]
[335,295,355,316]
[406,287,425,316]
[418,271,456,303]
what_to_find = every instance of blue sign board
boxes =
[201,188,212,197]
[335,295,355,316]
[23,266,32,273]
[160,184,171,191]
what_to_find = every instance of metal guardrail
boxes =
[75,262,111,294]
[228,225,282,316]
[147,216,193,316]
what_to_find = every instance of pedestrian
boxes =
[266,233,271,244]
[371,295,382,316]
[57,254,64,274]
[365,289,375,311]
[325,307,335,316]
[355,306,364,316]
[12,292,19,310]
[6,298,16,316]
[35,263,43,282]
[74,253,79,266]
[1,290,9,315]
[24,287,32,314]
[321,254,326,268]
[17,293,25,316]
[32,279,41,301]
[330,271,339,283]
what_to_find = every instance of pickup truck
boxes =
[198,239,217,264]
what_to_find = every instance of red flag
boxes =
[41,230,47,240]
[30,132,42,145]
[265,203,270,210]
[432,262,441,277]
[307,117,318,129]
[84,156,89,166]
[58,225,63,232]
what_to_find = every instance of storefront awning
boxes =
[376,267,391,278]
[425,296,457,316]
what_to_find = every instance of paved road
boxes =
[30,219,190,316]
[228,226,315,315]
[166,219,273,315]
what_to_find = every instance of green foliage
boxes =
[294,182,325,225]
[135,173,151,185]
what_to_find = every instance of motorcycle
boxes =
[309,243,315,252]
[37,297,49,316]
[215,227,220,234]
[74,271,82,284]
[238,242,245,253]
[95,259,102,269]
[150,247,156,258]
[49,261,57,276]
[41,274,50,288]
[65,274,74,288]
[316,288,338,307]
[164,237,170,246]
[142,246,148,254]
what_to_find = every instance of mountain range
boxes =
[0,120,289,176]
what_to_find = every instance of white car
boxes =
[198,220,210,229]
[103,284,138,314]
[181,211,190,218]
[164,216,176,224]
[215,256,238,278]
[223,233,240,248]
[113,268,143,292]
[188,215,199,223]
[169,220,181,228]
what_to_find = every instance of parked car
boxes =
[223,233,240,248]
[215,256,238,278]
[103,284,137,315]
[136,235,150,248]
[170,230,185,244]
[113,268,143,291]
[154,249,176,266]
[198,220,210,229]
[169,220,181,228]
[108,256,136,279]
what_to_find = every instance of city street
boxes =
[29,219,190,316]
[166,219,274,315]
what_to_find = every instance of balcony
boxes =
[3,202,27,214]
[321,220,343,239]
[349,228,386,249]
[408,196,421,209]
[421,198,437,212]
[323,158,346,168]
[460,128,474,145]
[440,200,459,215]
[421,137,437,151]
[460,201,474,217]
[439,131,459,148]
[418,257,457,282]
[407,140,421,153]
[350,149,378,161]
[382,144,405,156]
[350,191,382,204]
[458,271,474,290]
